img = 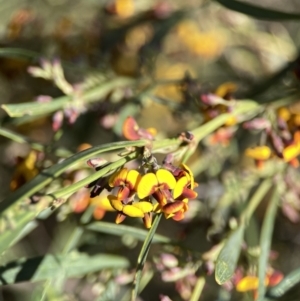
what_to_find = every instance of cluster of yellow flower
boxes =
[90,163,197,228]
[245,106,300,168]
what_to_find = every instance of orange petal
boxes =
[126,169,141,190]
[267,271,284,287]
[133,201,153,213]
[173,176,188,199]
[245,146,271,160]
[255,159,265,169]
[115,213,126,224]
[156,169,176,189]
[172,210,185,221]
[283,144,300,162]
[77,143,92,152]
[163,201,185,214]
[69,188,90,213]
[93,207,106,220]
[116,186,130,200]
[123,204,144,217]
[122,116,140,140]
[137,173,158,199]
[153,191,168,206]
[109,168,128,187]
[294,131,300,144]
[108,195,123,211]
[289,157,299,168]
[181,187,198,199]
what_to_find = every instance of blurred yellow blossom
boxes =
[10,150,39,191]
[177,20,225,59]
[154,60,195,102]
[215,82,237,99]
[277,107,291,122]
[115,0,135,18]
[90,194,115,220]
[245,146,272,161]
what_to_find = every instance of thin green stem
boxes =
[131,214,162,301]
[257,186,279,301]
[190,276,206,301]
[0,127,72,157]
[240,178,272,225]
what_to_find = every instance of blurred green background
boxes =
[1,0,300,300]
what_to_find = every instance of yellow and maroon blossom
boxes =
[86,156,197,227]
[137,169,176,206]
[161,198,189,221]
[109,168,141,200]
[172,164,197,200]
[108,194,154,228]
[149,163,198,221]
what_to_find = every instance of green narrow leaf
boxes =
[0,252,129,285]
[86,221,170,244]
[215,0,300,20]
[38,208,94,300]
[266,266,300,298]
[257,187,279,301]
[0,211,37,255]
[215,225,245,285]
[131,214,162,301]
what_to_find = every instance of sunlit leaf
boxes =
[215,225,245,285]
